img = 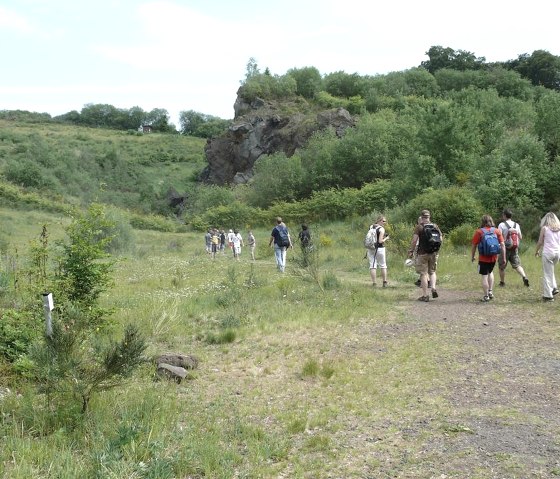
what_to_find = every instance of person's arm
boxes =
[471,231,478,262]
[497,229,506,263]
[535,227,545,256]
[378,226,388,244]
[408,230,418,257]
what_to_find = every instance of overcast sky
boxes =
[1,0,558,126]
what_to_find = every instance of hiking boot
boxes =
[553,288,559,296]
[543,296,555,302]
[499,281,505,287]
[523,277,530,287]
[488,290,494,299]
[417,295,429,302]
[481,295,490,302]
[431,289,438,299]
[382,281,388,288]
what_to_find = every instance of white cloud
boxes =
[0,6,34,34]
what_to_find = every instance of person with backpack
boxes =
[407,210,442,302]
[497,209,529,288]
[269,217,292,272]
[365,216,390,287]
[534,212,560,301]
[471,215,506,302]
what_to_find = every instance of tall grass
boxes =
[0,211,552,478]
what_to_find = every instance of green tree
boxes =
[245,152,305,208]
[421,45,486,74]
[287,66,323,99]
[507,50,560,90]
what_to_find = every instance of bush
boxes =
[0,308,39,362]
[402,187,483,233]
[447,223,476,247]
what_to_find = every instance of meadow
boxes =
[1,209,558,478]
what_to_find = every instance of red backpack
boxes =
[504,222,519,250]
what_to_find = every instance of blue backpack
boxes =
[478,227,501,256]
[275,226,290,248]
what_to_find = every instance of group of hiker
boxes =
[204,228,256,261]
[204,219,312,271]
[365,208,560,302]
[204,208,560,302]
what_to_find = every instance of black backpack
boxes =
[420,223,442,253]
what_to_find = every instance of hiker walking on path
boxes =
[365,216,390,287]
[497,209,529,288]
[232,229,244,260]
[247,230,256,261]
[210,228,219,259]
[269,217,292,273]
[407,209,442,302]
[471,215,506,302]
[535,212,560,302]
[299,224,313,267]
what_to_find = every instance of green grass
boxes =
[0,211,557,478]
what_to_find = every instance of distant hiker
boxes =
[471,215,506,302]
[210,228,219,259]
[408,209,442,302]
[535,212,560,302]
[227,229,235,254]
[298,224,313,267]
[269,217,292,272]
[205,229,212,254]
[365,216,389,287]
[232,229,243,260]
[219,228,226,253]
[497,209,529,288]
[247,230,256,260]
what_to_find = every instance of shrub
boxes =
[402,187,483,233]
[447,223,476,247]
[0,308,39,362]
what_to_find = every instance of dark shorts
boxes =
[478,261,496,275]
[499,248,521,269]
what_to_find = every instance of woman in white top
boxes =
[535,212,560,301]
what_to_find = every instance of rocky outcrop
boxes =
[200,95,355,185]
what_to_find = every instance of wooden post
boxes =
[42,292,54,337]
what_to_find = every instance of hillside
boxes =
[0,120,206,215]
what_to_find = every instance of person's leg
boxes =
[416,255,429,300]
[280,247,287,272]
[420,272,429,297]
[542,253,555,298]
[488,270,495,295]
[274,245,283,271]
[376,249,387,286]
[510,251,529,286]
[369,267,377,285]
[481,274,490,297]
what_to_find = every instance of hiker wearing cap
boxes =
[407,210,442,302]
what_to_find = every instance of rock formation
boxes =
[200,93,355,185]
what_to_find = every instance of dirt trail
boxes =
[405,288,560,477]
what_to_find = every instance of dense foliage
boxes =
[1,46,560,232]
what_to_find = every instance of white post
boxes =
[42,292,54,337]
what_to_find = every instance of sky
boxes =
[1,0,558,127]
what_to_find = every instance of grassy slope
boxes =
[0,120,206,212]
[1,214,558,478]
